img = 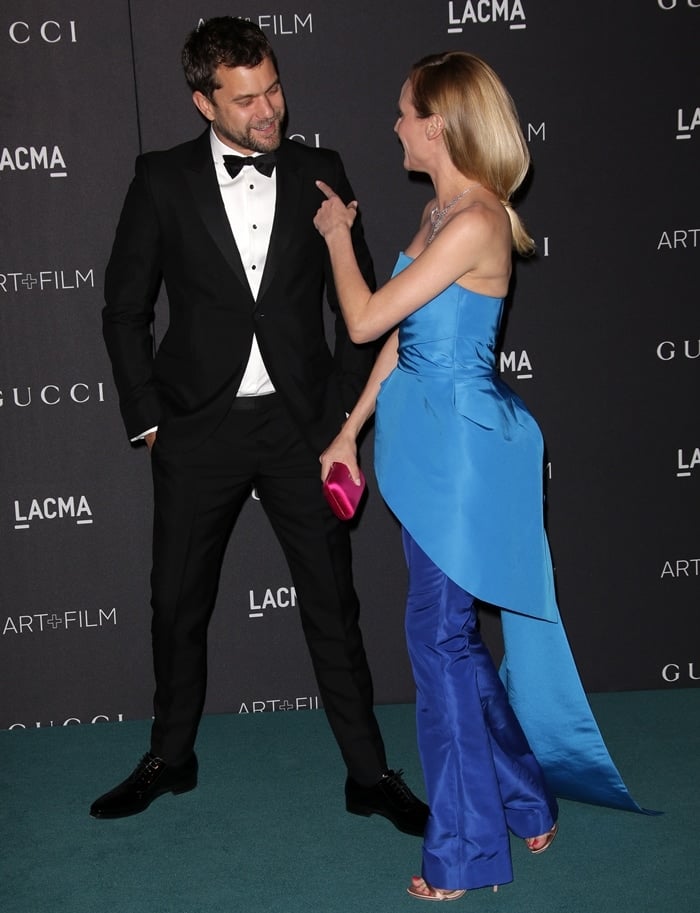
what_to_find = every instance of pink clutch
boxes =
[322,462,366,520]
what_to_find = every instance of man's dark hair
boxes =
[182,17,278,99]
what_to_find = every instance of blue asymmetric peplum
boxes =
[375,253,653,815]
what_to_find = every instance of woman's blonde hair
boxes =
[410,51,534,255]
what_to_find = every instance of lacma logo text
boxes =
[0,146,67,177]
[13,496,93,530]
[447,0,527,33]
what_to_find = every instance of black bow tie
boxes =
[223,152,277,179]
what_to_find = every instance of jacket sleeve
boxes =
[324,152,379,414]
[102,155,164,440]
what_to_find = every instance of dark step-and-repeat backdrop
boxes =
[1,2,698,733]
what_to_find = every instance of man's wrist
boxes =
[130,425,158,442]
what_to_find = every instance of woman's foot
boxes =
[407,876,466,901]
[525,822,558,855]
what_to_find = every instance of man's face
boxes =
[193,56,285,154]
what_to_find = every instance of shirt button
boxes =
[252,224,258,230]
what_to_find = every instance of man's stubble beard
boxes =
[216,114,284,154]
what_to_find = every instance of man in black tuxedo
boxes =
[91,17,427,836]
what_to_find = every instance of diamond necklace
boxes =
[426,184,480,245]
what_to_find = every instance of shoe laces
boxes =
[381,768,413,802]
[130,753,166,788]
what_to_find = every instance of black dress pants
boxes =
[148,395,387,784]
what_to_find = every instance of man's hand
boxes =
[144,431,157,451]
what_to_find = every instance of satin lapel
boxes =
[256,145,304,305]
[183,132,251,297]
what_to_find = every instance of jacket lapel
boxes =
[183,130,252,299]
[257,141,303,305]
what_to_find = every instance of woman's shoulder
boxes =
[449,195,510,245]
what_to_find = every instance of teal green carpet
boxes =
[1,691,698,913]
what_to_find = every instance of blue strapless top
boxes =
[376,252,556,620]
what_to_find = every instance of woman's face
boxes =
[394,80,431,172]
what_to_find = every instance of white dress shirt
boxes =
[210,128,277,397]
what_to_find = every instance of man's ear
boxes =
[192,91,215,122]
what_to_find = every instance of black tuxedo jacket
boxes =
[103,130,376,453]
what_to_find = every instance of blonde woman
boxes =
[315,51,644,900]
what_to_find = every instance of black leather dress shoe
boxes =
[90,752,198,819]
[345,768,429,836]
